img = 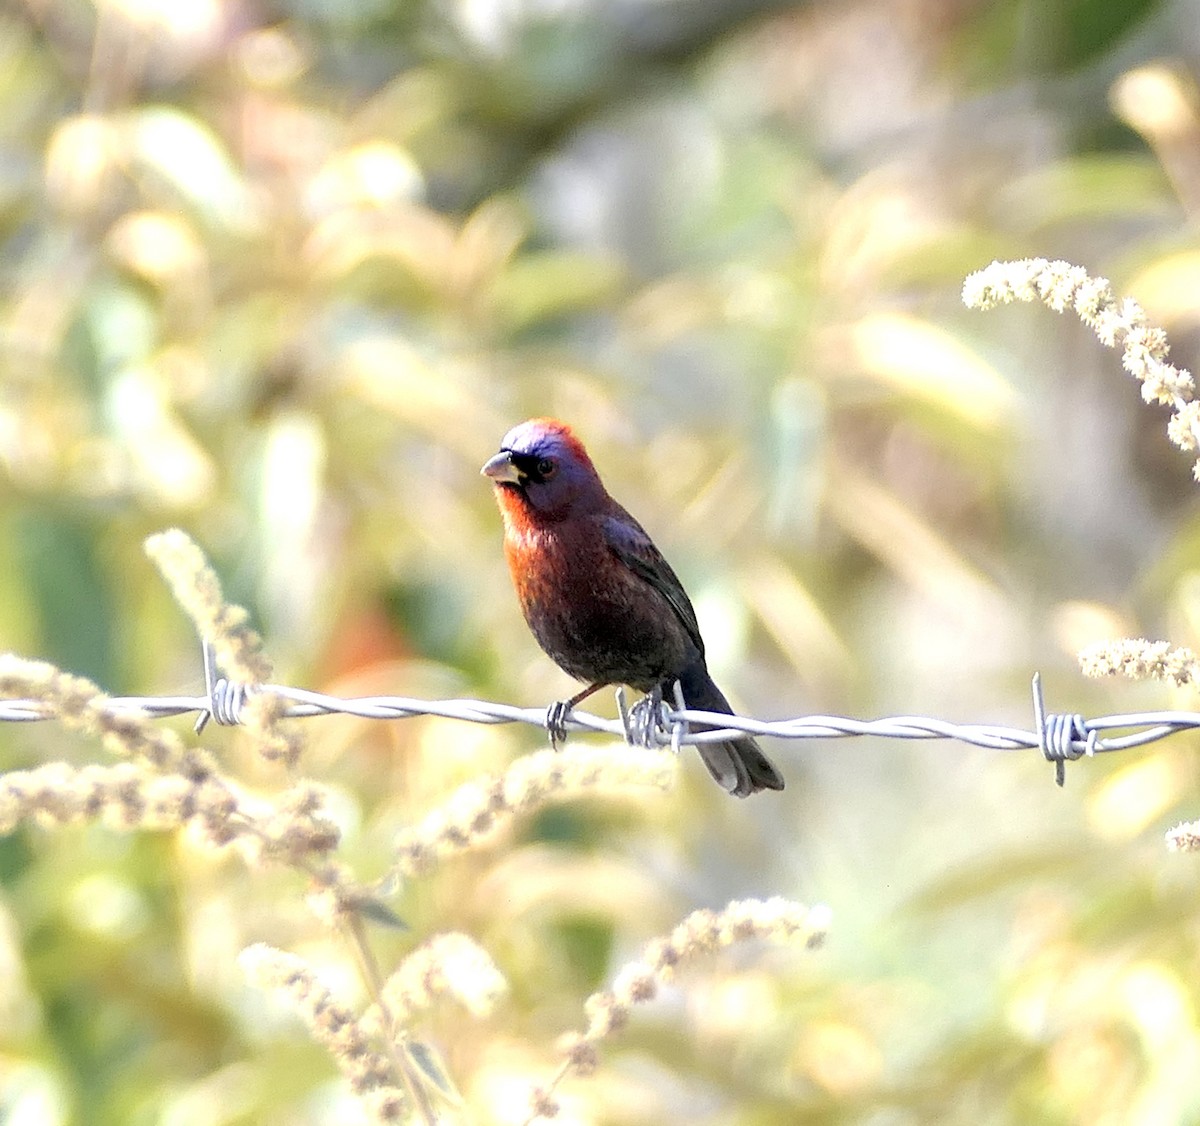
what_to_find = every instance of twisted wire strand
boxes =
[1,644,1196,782]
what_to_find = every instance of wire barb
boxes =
[669,680,688,758]
[195,639,256,733]
[1031,673,1099,787]
[615,687,633,745]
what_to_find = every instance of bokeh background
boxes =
[4,0,1200,1121]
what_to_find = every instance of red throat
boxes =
[492,481,540,535]
[492,485,552,609]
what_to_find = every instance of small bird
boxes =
[482,418,784,797]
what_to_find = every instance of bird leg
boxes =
[546,682,605,749]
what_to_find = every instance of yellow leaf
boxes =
[846,312,1018,429]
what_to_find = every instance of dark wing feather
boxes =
[601,511,705,657]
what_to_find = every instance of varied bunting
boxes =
[482,418,784,797]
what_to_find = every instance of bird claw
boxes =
[546,699,573,750]
[622,685,666,748]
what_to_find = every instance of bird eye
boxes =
[536,457,557,479]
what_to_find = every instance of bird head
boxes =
[481,418,607,521]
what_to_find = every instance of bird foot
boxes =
[545,699,573,750]
[622,685,666,748]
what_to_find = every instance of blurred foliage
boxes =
[4,0,1200,1121]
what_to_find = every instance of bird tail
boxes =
[674,661,784,798]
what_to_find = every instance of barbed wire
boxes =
[2,641,1198,786]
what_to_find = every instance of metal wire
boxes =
[2,641,1196,785]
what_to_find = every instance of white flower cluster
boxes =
[964,258,1200,476]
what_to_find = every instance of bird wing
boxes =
[601,511,705,657]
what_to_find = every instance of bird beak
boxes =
[481,450,524,485]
